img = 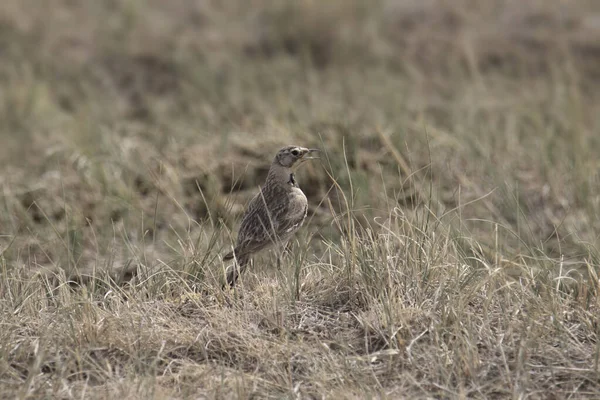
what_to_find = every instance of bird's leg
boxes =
[276,240,293,271]
[225,265,239,288]
[224,256,250,288]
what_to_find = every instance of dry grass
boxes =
[1,0,600,398]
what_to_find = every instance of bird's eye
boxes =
[291,149,300,156]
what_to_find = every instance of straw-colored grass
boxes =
[1,0,600,398]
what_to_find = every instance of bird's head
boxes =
[274,146,319,170]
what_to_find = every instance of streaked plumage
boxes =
[223,145,318,286]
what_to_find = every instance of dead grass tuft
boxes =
[1,0,600,398]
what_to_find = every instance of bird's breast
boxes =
[287,188,308,220]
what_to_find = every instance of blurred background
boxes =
[1,0,599,276]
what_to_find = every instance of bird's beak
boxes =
[302,148,320,160]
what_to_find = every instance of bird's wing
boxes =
[275,201,307,235]
[223,185,306,261]
[225,190,284,259]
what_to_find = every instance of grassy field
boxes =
[1,0,600,398]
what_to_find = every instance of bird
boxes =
[223,145,319,287]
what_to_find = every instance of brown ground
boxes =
[1,0,600,398]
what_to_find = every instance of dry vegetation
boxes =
[1,0,600,398]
